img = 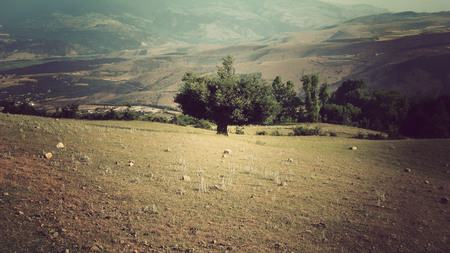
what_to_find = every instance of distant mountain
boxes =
[0,0,387,58]
[1,11,449,108]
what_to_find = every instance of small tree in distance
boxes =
[175,56,280,135]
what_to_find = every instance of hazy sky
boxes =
[322,0,450,13]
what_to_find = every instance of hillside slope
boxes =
[1,113,449,252]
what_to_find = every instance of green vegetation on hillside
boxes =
[172,57,449,138]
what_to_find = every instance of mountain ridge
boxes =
[1,8,449,108]
[0,0,388,57]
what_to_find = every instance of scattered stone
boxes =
[439,197,449,204]
[222,154,227,159]
[405,168,411,173]
[35,125,40,129]
[424,180,430,184]
[128,161,134,167]
[44,153,53,159]
[182,175,191,182]
[56,142,65,149]
[275,243,284,249]
[287,158,294,163]
[18,211,24,215]
[3,192,9,196]
[165,148,172,152]
[349,146,357,150]
[19,129,24,133]
[89,245,102,252]
[65,249,70,253]
[213,185,222,191]
[279,182,287,187]
[223,149,232,155]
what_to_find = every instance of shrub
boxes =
[329,131,338,137]
[122,109,140,121]
[271,130,283,136]
[144,113,169,123]
[292,126,324,136]
[256,131,268,135]
[354,131,365,139]
[193,119,212,130]
[366,133,386,140]
[171,114,196,126]
[235,126,245,135]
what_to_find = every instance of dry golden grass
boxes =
[0,113,449,252]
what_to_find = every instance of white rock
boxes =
[223,149,232,154]
[56,142,65,149]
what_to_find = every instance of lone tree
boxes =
[175,56,279,135]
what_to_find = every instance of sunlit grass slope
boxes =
[0,113,449,252]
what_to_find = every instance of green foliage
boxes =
[170,114,197,126]
[329,131,338,137]
[361,89,409,137]
[170,114,213,130]
[400,95,450,138]
[271,130,283,136]
[175,56,280,135]
[0,100,46,116]
[59,104,80,119]
[193,119,212,130]
[331,79,371,108]
[321,103,360,126]
[235,126,245,135]
[121,108,139,121]
[143,113,169,123]
[324,79,409,138]
[272,76,301,123]
[319,82,331,105]
[301,73,323,122]
[292,125,323,136]
[354,131,366,139]
[102,109,122,120]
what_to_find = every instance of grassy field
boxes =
[0,113,449,252]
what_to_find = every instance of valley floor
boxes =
[0,113,449,252]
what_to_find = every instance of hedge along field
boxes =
[0,113,449,252]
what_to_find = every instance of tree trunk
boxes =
[216,122,229,135]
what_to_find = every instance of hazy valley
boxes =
[0,1,449,110]
[1,1,449,109]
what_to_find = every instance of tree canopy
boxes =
[272,76,301,123]
[174,56,279,135]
